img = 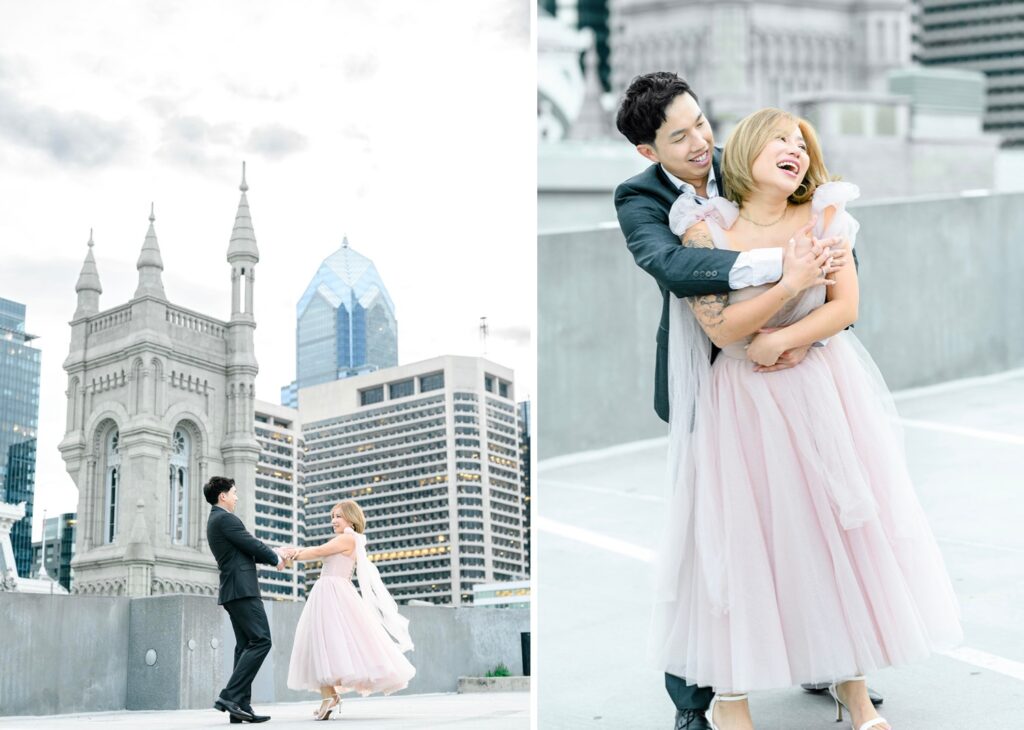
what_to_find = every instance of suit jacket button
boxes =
[711,270,718,277]
[693,270,701,277]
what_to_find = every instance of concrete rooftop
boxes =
[0,692,529,729]
[538,369,1024,729]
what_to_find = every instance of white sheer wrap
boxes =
[654,194,740,612]
[349,528,414,653]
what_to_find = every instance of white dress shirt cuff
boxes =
[729,248,783,288]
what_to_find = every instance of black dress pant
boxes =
[221,597,272,706]
[666,672,714,712]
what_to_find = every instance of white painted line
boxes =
[538,436,667,473]
[898,418,1024,447]
[537,516,656,563]
[541,478,666,503]
[942,647,1024,682]
[937,537,1024,556]
[893,367,1024,402]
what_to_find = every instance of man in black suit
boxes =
[613,72,872,730]
[205,475,287,724]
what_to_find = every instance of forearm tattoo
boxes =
[681,225,727,334]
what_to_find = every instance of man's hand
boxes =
[748,327,813,372]
[275,546,297,569]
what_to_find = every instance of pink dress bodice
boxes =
[318,550,355,580]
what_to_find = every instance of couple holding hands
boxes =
[204,476,415,724]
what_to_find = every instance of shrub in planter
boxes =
[485,662,511,678]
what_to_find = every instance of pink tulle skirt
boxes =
[287,576,415,696]
[654,333,962,692]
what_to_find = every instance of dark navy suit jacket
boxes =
[207,505,280,605]
[614,149,737,422]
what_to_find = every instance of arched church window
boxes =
[104,429,121,544]
[169,427,190,545]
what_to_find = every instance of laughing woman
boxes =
[654,108,962,730]
[285,500,415,721]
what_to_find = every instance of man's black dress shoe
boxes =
[674,708,711,730]
[214,697,255,722]
[801,682,883,706]
[228,704,270,723]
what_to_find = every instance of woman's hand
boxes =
[781,236,836,294]
[746,330,788,367]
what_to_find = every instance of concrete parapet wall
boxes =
[538,191,1024,459]
[0,594,129,716]
[0,594,528,717]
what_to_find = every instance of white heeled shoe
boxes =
[705,693,749,730]
[828,677,890,730]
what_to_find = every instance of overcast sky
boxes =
[0,0,534,541]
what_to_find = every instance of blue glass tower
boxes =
[282,237,397,406]
[0,297,41,577]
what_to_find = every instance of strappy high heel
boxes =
[705,693,749,730]
[313,693,340,721]
[828,677,890,730]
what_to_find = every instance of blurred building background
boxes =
[30,512,75,592]
[913,0,1024,148]
[539,0,1024,232]
[0,298,41,579]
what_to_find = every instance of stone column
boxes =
[244,269,255,315]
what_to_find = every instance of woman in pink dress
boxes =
[654,108,962,730]
[285,500,415,720]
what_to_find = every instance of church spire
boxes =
[134,203,166,299]
[73,229,102,319]
[227,161,259,261]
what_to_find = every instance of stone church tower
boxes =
[60,165,261,597]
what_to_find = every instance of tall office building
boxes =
[254,400,305,600]
[0,298,41,578]
[913,0,1024,147]
[31,512,76,592]
[299,356,527,606]
[281,237,398,407]
[518,400,531,574]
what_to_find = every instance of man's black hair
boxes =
[615,71,699,147]
[204,476,235,506]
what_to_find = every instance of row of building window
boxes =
[307,427,447,466]
[921,1,1022,15]
[306,418,447,455]
[304,396,446,440]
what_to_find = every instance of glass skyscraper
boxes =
[0,297,41,577]
[281,237,397,407]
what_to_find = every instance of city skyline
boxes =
[0,0,533,541]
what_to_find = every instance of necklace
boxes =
[738,204,789,227]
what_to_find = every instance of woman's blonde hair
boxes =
[332,500,366,534]
[721,108,833,206]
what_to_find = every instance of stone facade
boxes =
[59,165,261,598]
[609,0,912,132]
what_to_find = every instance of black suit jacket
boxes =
[207,506,280,605]
[615,149,737,422]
